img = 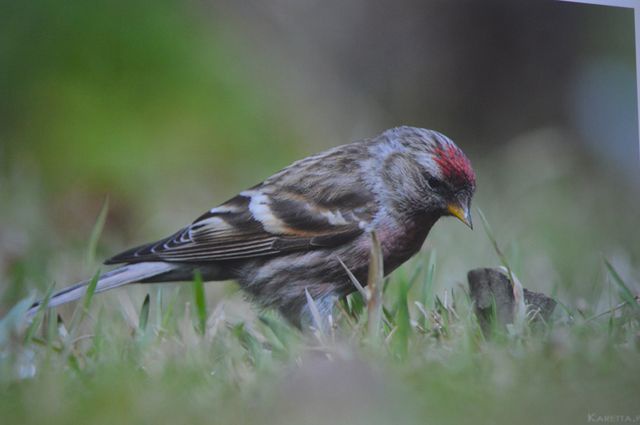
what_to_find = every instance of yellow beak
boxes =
[447,203,473,229]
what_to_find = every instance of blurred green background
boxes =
[0,0,638,316]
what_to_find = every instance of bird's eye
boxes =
[427,176,443,190]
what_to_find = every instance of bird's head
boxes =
[378,126,476,228]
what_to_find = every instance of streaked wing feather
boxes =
[105,186,374,265]
[106,142,377,265]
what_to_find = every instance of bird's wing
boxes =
[106,184,376,264]
[105,190,372,264]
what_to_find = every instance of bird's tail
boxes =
[27,262,176,318]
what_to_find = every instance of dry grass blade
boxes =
[585,299,639,322]
[367,230,384,344]
[498,266,526,330]
[338,257,368,299]
[477,208,526,333]
[304,288,326,339]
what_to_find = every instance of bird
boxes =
[28,126,476,328]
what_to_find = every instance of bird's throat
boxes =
[376,213,439,276]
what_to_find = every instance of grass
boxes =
[1,2,637,421]
[1,225,639,425]
[1,141,639,425]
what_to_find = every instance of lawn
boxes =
[1,138,639,425]
[2,2,638,424]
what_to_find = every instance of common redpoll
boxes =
[29,126,476,327]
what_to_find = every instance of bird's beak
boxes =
[447,202,473,229]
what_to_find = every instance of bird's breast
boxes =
[374,214,438,275]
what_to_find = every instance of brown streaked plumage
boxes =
[29,126,476,327]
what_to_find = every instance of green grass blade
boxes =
[155,286,163,329]
[86,197,109,268]
[45,310,58,347]
[138,293,150,333]
[391,281,410,360]
[406,262,423,291]
[192,271,207,335]
[258,314,293,354]
[346,291,365,320]
[68,269,101,333]
[0,296,34,346]
[604,258,640,312]
[23,283,56,344]
[161,288,180,332]
[232,323,264,368]
[421,251,436,309]
[82,269,101,313]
